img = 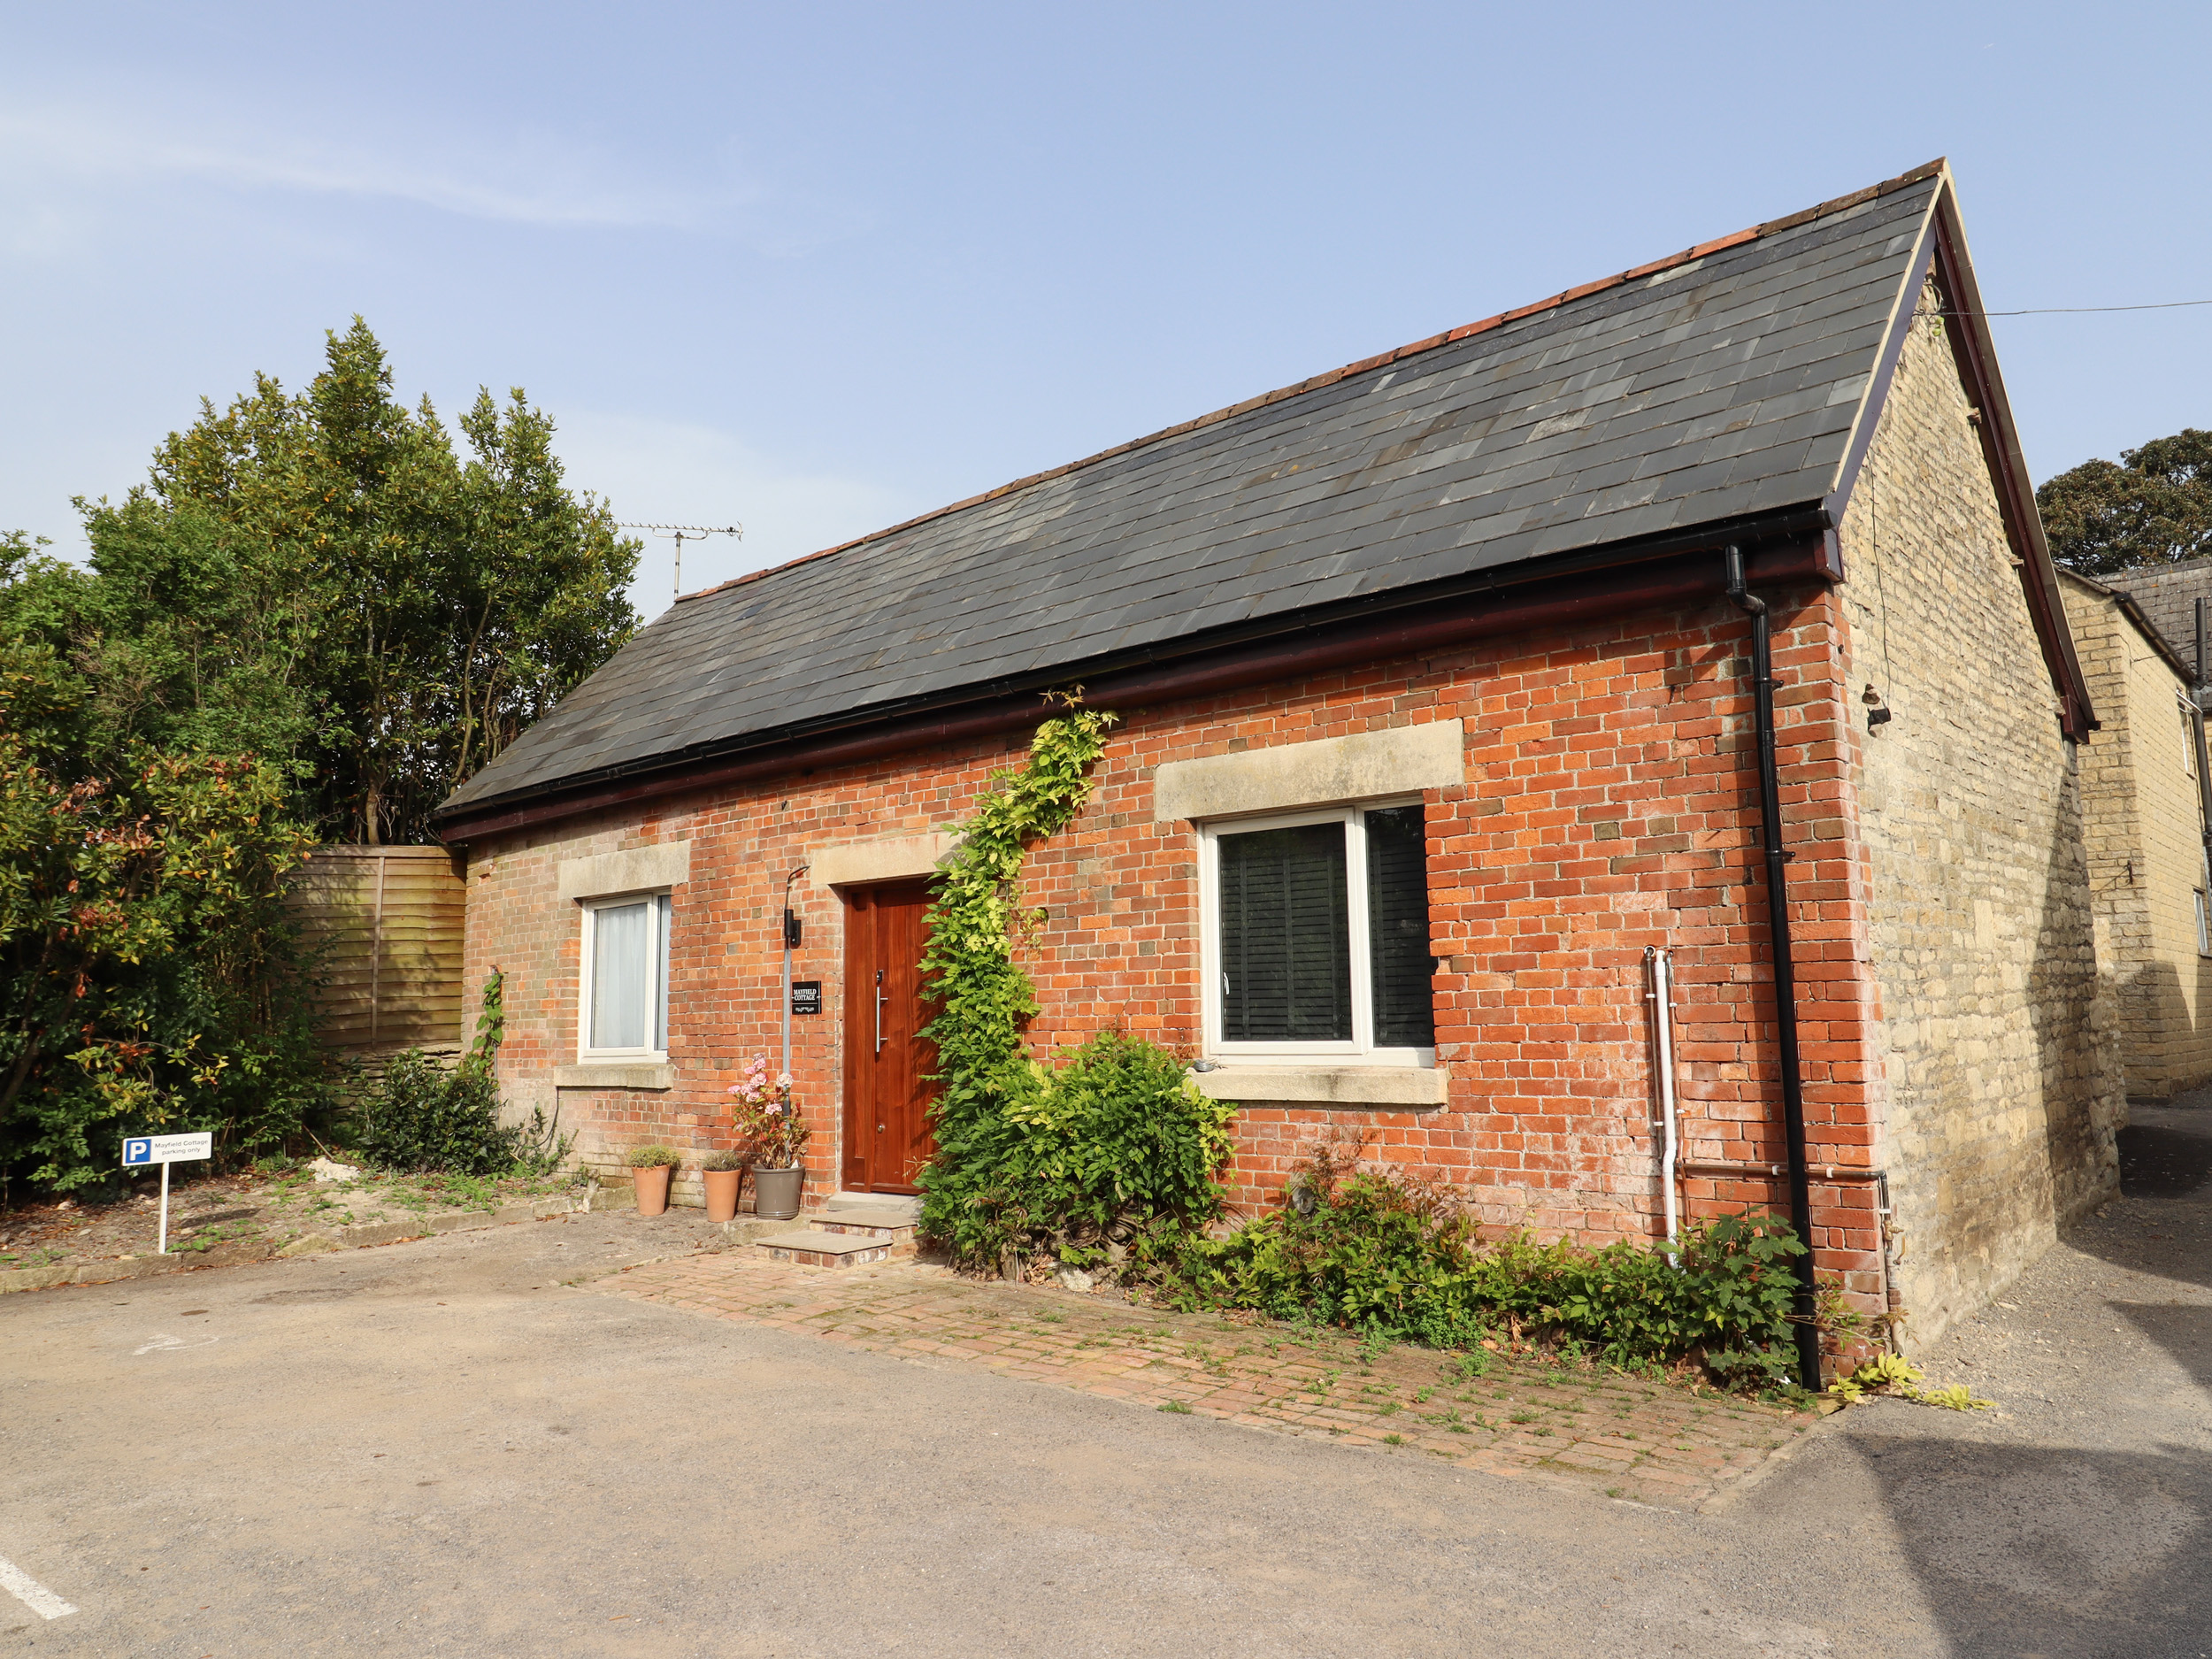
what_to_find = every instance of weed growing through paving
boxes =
[179,1218,265,1251]
[1158,1402,1193,1414]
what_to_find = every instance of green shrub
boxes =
[624,1144,681,1169]
[354,1051,539,1178]
[0,644,336,1194]
[696,1148,745,1172]
[922,1030,1235,1271]
[1160,1143,1810,1386]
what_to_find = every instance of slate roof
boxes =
[2101,556,2212,687]
[442,164,1950,821]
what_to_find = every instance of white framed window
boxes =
[2185,701,2200,779]
[579,892,672,1061]
[1198,800,1435,1065]
[2197,888,2209,958]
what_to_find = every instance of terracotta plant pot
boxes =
[752,1165,803,1220]
[700,1166,743,1224]
[633,1164,672,1217]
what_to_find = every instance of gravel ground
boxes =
[0,1166,590,1276]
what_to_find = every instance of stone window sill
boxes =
[553,1063,674,1091]
[1189,1065,1447,1108]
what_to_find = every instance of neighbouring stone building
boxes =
[435,160,2120,1355]
[2061,569,2212,1102]
[2104,555,2212,708]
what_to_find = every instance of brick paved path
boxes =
[609,1252,1817,1509]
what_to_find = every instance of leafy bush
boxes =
[624,1144,681,1169]
[1159,1141,1812,1386]
[916,704,1235,1271]
[923,1030,1236,1271]
[0,628,335,1193]
[696,1148,745,1172]
[355,1051,541,1178]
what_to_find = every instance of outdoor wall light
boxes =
[1863,682,1893,731]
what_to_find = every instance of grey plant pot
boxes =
[752,1165,804,1220]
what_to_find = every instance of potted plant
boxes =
[728,1055,813,1221]
[697,1149,745,1224]
[626,1145,681,1217]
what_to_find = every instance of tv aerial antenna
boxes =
[618,522,742,603]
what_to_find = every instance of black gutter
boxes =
[1723,543,1824,1393]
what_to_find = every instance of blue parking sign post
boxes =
[121,1133,213,1254]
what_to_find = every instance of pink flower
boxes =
[777,1073,793,1089]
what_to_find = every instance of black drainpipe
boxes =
[1723,545,1824,1392]
[2192,601,2212,904]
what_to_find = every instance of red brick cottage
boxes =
[437,160,2119,1350]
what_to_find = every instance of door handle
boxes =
[875,968,887,1054]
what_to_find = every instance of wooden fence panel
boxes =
[288,846,466,1057]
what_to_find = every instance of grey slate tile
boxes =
[443,175,1941,811]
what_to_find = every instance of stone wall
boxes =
[2060,573,2212,1100]
[1834,282,2123,1344]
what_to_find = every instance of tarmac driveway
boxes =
[2,1112,2208,1659]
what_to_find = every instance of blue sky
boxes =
[4,2,2208,613]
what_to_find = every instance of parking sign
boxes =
[121,1133,212,1167]
[121,1133,213,1255]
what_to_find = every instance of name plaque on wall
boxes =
[790,979,823,1016]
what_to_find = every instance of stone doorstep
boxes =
[738,1191,921,1266]
[822,1192,922,1223]
[810,1217,918,1243]
[753,1231,895,1268]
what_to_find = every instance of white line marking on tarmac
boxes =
[134,1333,219,1356]
[0,1554,76,1619]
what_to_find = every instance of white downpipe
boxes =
[1645,946,1680,1261]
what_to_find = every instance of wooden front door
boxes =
[841,879,938,1194]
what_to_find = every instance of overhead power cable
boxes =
[1923,298,2212,318]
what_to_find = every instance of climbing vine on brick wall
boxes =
[917,700,1236,1271]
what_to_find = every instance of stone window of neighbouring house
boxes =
[580,892,671,1060]
[1199,801,1434,1064]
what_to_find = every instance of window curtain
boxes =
[590,900,651,1050]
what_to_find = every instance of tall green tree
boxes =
[0,320,641,1189]
[2038,427,2212,576]
[125,319,641,841]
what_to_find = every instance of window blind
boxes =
[1218,822,1352,1041]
